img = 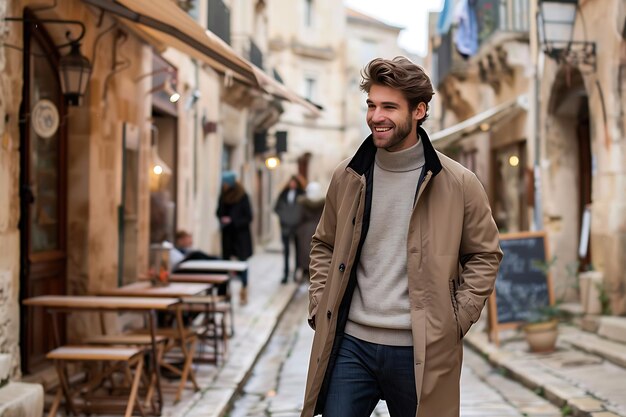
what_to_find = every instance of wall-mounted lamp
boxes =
[149,126,173,192]
[265,156,280,170]
[537,0,596,72]
[4,17,92,105]
[164,80,181,103]
[138,67,181,103]
[185,89,201,110]
[146,79,181,103]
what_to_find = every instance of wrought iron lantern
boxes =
[537,0,596,71]
[58,40,92,105]
[4,17,92,105]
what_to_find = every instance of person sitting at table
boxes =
[169,230,190,270]
[170,230,221,272]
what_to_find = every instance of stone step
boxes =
[561,328,626,368]
[597,317,626,344]
[0,354,10,385]
[0,381,44,417]
[465,326,626,417]
[464,348,562,417]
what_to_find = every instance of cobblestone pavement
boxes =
[227,285,560,417]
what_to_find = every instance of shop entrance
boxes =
[18,15,67,373]
[546,68,593,293]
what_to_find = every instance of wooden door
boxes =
[19,15,67,373]
[577,101,592,270]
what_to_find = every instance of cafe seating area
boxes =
[23,259,248,416]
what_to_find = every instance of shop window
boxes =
[304,76,317,102]
[222,144,235,171]
[493,142,526,233]
[304,0,314,27]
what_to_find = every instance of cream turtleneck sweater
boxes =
[345,138,426,346]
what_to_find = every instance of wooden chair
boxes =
[84,334,168,410]
[181,295,231,364]
[130,314,200,402]
[46,346,147,417]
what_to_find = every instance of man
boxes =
[169,230,193,270]
[301,57,502,417]
[275,175,306,283]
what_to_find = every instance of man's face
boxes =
[366,84,425,152]
[177,235,193,248]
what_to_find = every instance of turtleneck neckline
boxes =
[375,139,425,173]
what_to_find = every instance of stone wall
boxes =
[540,0,626,311]
[0,0,24,378]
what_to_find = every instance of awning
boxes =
[82,0,321,116]
[430,95,528,149]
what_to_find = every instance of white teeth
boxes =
[375,127,391,132]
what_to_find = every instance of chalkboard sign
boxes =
[488,231,554,344]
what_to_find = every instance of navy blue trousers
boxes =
[323,334,417,417]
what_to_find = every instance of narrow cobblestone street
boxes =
[226,282,561,417]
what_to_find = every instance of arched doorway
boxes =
[545,68,592,299]
[18,13,68,373]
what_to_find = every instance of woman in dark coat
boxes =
[296,182,325,282]
[274,175,305,283]
[217,171,253,304]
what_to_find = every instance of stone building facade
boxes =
[265,0,347,193]
[538,0,626,314]
[430,0,626,311]
[344,8,405,155]
[0,0,307,382]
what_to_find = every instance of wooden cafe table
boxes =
[174,259,248,273]
[98,282,212,401]
[22,295,180,415]
[174,259,247,336]
[98,282,212,298]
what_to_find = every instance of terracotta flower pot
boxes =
[522,319,558,353]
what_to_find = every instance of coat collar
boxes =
[347,126,443,177]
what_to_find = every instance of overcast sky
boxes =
[344,0,444,57]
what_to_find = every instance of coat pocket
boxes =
[448,279,462,341]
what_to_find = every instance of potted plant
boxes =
[521,305,571,353]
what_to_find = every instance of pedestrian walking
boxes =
[275,175,305,284]
[301,57,502,417]
[217,171,253,305]
[296,181,325,282]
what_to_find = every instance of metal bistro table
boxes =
[174,260,247,336]
[22,295,180,415]
[167,274,232,363]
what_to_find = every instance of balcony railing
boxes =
[207,0,231,45]
[434,29,469,87]
[476,0,529,46]
[435,0,529,86]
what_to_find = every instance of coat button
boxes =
[327,310,332,319]
[339,263,345,272]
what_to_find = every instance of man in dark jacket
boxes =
[274,175,305,283]
[217,171,253,305]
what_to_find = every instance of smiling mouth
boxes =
[374,127,392,132]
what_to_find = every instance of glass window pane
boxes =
[29,38,62,253]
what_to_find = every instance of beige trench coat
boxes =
[302,128,502,417]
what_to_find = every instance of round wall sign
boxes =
[31,99,59,139]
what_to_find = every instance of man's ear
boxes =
[413,102,427,121]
